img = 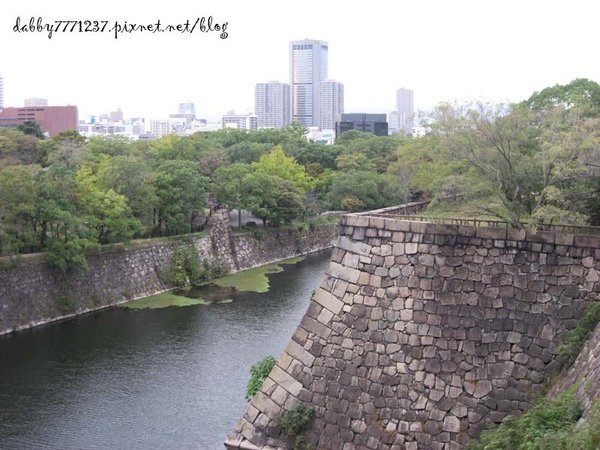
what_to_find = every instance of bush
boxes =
[56,294,77,314]
[245,355,276,401]
[275,403,315,449]
[466,388,583,450]
[559,302,600,365]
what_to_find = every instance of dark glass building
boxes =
[335,113,388,139]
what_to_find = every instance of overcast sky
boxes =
[1,0,599,121]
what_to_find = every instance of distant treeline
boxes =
[0,78,598,272]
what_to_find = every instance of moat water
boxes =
[0,249,331,450]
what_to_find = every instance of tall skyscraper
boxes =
[255,81,290,129]
[0,74,4,109]
[317,80,344,130]
[289,39,328,127]
[396,87,414,136]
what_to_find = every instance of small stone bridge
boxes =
[226,205,600,450]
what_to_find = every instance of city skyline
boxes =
[1,0,599,120]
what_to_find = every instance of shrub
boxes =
[559,302,600,365]
[56,294,77,314]
[245,355,276,401]
[275,403,315,449]
[466,388,583,450]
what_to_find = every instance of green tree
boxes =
[97,155,157,230]
[154,160,210,235]
[0,164,39,253]
[17,121,45,139]
[328,170,396,211]
[525,78,600,118]
[214,163,253,228]
[252,146,315,192]
[76,167,143,244]
[244,172,305,226]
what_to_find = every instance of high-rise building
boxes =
[0,74,4,109]
[388,111,399,135]
[255,81,290,129]
[289,39,328,127]
[396,87,414,136]
[317,80,344,130]
[24,97,48,107]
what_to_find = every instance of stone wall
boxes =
[226,215,600,450]
[0,214,338,335]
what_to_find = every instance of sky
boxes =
[1,0,599,121]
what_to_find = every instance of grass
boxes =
[120,291,211,310]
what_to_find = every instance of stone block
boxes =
[476,227,507,240]
[327,261,361,284]
[284,340,315,368]
[314,288,344,314]
[369,217,386,229]
[573,234,600,248]
[506,228,527,241]
[410,221,428,234]
[385,219,411,232]
[526,230,555,244]
[343,215,369,227]
[337,236,373,256]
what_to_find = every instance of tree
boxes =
[0,164,39,253]
[154,160,210,235]
[428,98,600,226]
[34,164,99,273]
[214,163,253,228]
[525,78,600,118]
[97,155,157,230]
[76,167,143,244]
[17,121,45,139]
[251,146,315,192]
[327,170,396,211]
[243,172,305,226]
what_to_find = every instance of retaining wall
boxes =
[227,214,600,450]
[0,211,338,335]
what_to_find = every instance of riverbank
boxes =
[0,210,338,335]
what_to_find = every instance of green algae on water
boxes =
[121,292,210,310]
[208,255,307,293]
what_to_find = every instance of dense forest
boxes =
[0,79,598,272]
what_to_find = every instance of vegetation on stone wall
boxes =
[465,387,597,450]
[274,403,316,450]
[559,302,600,365]
[158,243,227,288]
[245,355,276,401]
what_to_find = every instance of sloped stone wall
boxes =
[226,215,600,450]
